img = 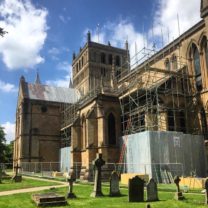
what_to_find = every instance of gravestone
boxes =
[174,176,184,200]
[205,178,208,204]
[32,193,67,206]
[12,164,22,182]
[67,174,76,198]
[146,178,159,202]
[109,171,121,196]
[90,153,105,197]
[128,176,145,202]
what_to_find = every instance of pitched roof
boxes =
[22,82,80,104]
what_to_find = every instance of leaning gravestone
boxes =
[128,176,145,202]
[146,178,159,202]
[109,171,121,196]
[205,178,208,205]
[174,175,184,200]
[90,153,105,197]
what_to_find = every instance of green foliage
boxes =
[0,27,7,37]
[4,141,14,164]
[0,126,6,163]
[0,126,13,164]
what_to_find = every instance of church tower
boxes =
[201,0,208,18]
[72,31,130,96]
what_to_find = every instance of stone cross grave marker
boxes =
[146,178,159,202]
[128,176,145,202]
[109,171,121,196]
[205,178,208,204]
[174,175,184,200]
[67,174,76,198]
[90,153,105,197]
[12,163,22,182]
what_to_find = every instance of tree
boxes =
[0,27,7,37]
[5,141,13,164]
[0,126,6,162]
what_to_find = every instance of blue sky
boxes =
[0,0,201,142]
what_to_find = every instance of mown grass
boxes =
[0,182,206,208]
[0,177,60,192]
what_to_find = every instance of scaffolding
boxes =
[60,44,203,153]
[116,47,199,136]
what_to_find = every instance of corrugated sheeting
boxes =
[60,147,70,172]
[124,131,206,179]
[23,83,80,103]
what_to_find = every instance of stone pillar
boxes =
[158,110,168,131]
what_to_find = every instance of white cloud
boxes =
[0,80,17,93]
[48,47,60,56]
[46,74,71,88]
[59,15,71,23]
[46,62,72,87]
[153,0,200,44]
[2,122,15,143]
[48,47,70,61]
[85,20,149,67]
[57,61,72,72]
[0,0,48,70]
[84,0,201,67]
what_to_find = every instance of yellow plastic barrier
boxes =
[180,177,206,189]
[120,173,149,185]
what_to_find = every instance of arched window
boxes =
[191,44,202,91]
[115,55,120,66]
[101,52,106,64]
[171,55,177,70]
[201,36,208,70]
[108,113,116,145]
[165,59,170,70]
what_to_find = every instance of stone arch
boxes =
[107,113,116,145]
[105,108,119,146]
[187,41,202,91]
[200,35,208,71]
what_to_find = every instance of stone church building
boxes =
[14,0,208,179]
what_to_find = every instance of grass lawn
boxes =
[0,183,206,208]
[0,177,61,192]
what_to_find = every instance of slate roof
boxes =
[22,82,80,104]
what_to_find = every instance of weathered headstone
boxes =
[174,176,184,200]
[12,163,22,182]
[32,193,67,206]
[205,178,208,204]
[109,171,121,196]
[90,153,105,197]
[146,178,159,202]
[128,176,145,202]
[67,174,76,198]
